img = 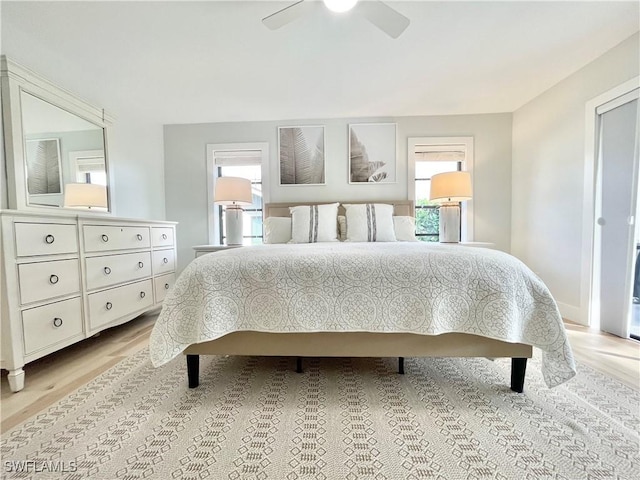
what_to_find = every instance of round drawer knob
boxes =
[139,291,146,298]
[45,234,55,244]
[137,234,143,241]
[164,283,170,290]
[104,266,111,275]
[49,274,59,284]
[52,317,63,328]
[162,233,167,240]
[163,257,169,264]
[105,302,113,310]
[138,261,144,268]
[101,234,109,242]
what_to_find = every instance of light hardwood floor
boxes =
[1,316,639,432]
[1,314,156,432]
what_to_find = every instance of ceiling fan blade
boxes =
[262,0,310,30]
[356,0,410,39]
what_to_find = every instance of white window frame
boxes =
[206,142,270,245]
[408,136,474,242]
[69,149,106,184]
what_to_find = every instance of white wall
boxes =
[512,33,640,323]
[165,113,512,273]
[107,119,166,219]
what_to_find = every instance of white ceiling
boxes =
[2,1,638,125]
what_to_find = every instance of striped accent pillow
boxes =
[289,203,339,243]
[307,205,319,243]
[343,203,397,242]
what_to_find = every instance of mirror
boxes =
[21,91,108,210]
[1,55,112,213]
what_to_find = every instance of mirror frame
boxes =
[1,55,114,213]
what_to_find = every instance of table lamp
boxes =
[429,171,472,243]
[214,176,252,245]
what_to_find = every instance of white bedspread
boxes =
[150,243,576,387]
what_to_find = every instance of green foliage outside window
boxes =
[415,199,439,242]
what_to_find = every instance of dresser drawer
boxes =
[153,249,175,275]
[83,225,150,252]
[152,227,174,247]
[22,297,83,355]
[85,252,152,291]
[15,223,78,257]
[88,279,153,330]
[154,273,176,303]
[18,259,80,305]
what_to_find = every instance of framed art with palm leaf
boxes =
[25,138,63,194]
[349,123,397,183]
[279,126,325,185]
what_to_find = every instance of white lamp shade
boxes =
[429,171,472,204]
[64,183,107,208]
[214,176,252,206]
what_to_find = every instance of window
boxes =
[408,137,474,242]
[69,150,107,185]
[206,143,270,246]
[414,158,461,242]
[217,164,263,245]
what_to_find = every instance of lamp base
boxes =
[225,205,244,245]
[439,204,461,243]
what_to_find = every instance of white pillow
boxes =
[343,203,396,242]
[289,203,339,243]
[393,216,418,242]
[263,217,292,244]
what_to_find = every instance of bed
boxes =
[150,201,576,392]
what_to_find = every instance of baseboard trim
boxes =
[557,302,585,325]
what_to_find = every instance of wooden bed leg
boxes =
[187,354,200,388]
[510,358,527,393]
[296,357,303,373]
[398,357,405,375]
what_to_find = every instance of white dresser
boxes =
[0,211,177,392]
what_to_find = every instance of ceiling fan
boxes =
[262,0,410,39]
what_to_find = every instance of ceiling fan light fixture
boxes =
[323,0,359,14]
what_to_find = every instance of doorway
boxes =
[632,180,640,340]
[592,87,639,338]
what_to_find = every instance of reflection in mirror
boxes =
[21,91,108,210]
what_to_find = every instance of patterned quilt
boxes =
[149,243,576,387]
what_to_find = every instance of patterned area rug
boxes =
[1,351,638,479]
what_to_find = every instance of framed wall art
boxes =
[349,123,397,184]
[278,125,325,185]
[25,138,63,195]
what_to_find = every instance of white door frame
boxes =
[580,76,640,328]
